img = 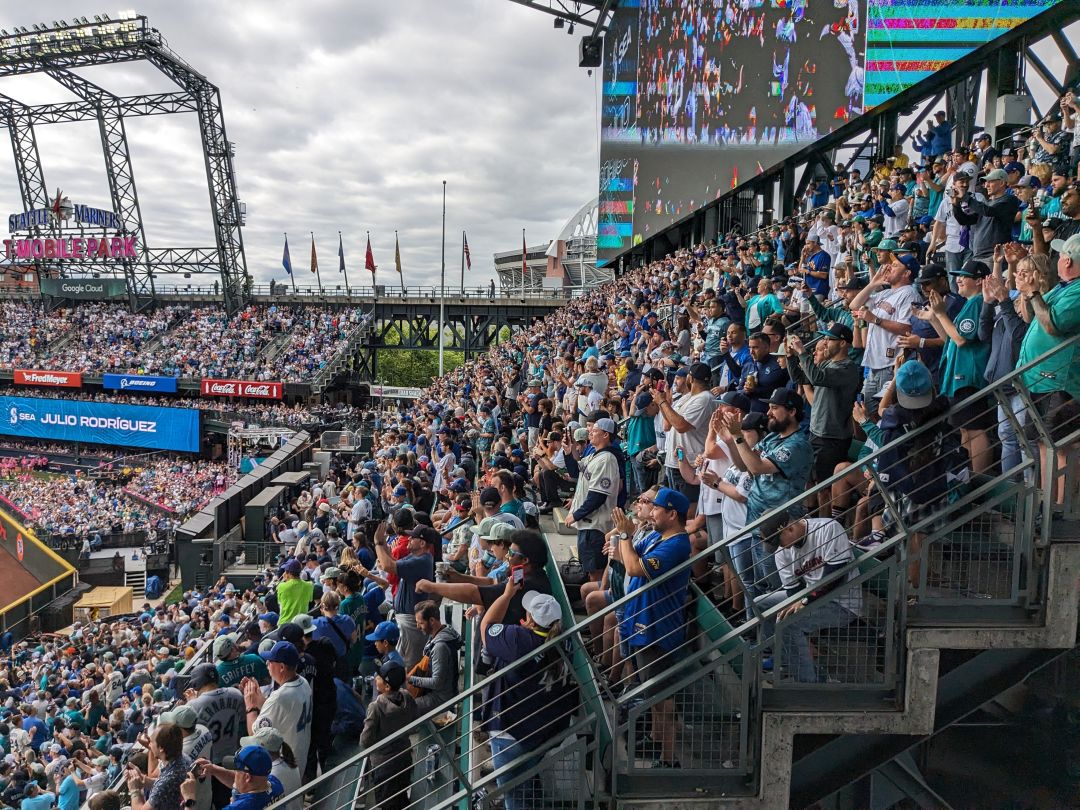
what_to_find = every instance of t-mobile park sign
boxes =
[200,379,283,400]
[3,235,138,260]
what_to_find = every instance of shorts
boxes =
[664,465,701,505]
[948,387,995,430]
[630,643,682,700]
[810,435,852,482]
[1024,390,1080,444]
[577,529,607,574]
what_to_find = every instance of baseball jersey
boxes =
[187,687,245,764]
[251,676,313,772]
[569,449,621,532]
[183,725,214,810]
[216,654,270,689]
[773,518,861,614]
[863,285,918,370]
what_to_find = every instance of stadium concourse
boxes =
[0,101,1078,810]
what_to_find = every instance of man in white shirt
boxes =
[243,641,313,773]
[928,170,972,275]
[881,184,911,238]
[654,362,717,519]
[347,485,372,541]
[848,255,918,417]
[566,418,623,581]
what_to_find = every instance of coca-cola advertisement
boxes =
[199,378,283,400]
[14,369,82,388]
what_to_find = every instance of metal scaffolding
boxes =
[0,16,249,313]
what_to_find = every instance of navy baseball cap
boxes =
[650,487,690,518]
[718,391,751,412]
[950,259,991,279]
[280,558,302,575]
[767,388,804,415]
[449,479,470,493]
[366,620,400,643]
[918,263,948,281]
[259,640,300,668]
[634,391,654,410]
[896,254,921,275]
[257,612,278,627]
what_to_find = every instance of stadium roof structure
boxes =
[0,14,249,313]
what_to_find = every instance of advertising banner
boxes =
[14,369,82,388]
[200,379,283,400]
[0,396,201,453]
[38,278,128,300]
[102,373,179,394]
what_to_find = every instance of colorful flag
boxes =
[394,231,403,282]
[338,233,346,273]
[365,234,376,279]
[463,232,472,271]
[282,235,292,276]
[309,234,318,274]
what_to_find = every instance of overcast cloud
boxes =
[0,1,600,288]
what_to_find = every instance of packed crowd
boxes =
[0,457,232,541]
[0,303,368,385]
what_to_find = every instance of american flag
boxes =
[463,232,472,271]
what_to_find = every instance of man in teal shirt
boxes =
[1016,233,1080,507]
[215,634,270,688]
[625,391,659,498]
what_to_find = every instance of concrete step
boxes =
[551,506,576,536]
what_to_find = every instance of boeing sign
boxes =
[102,374,179,394]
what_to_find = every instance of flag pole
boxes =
[285,231,296,293]
[311,231,323,293]
[460,230,465,295]
[339,230,351,296]
[438,179,447,376]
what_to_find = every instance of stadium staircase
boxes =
[308,315,373,396]
[276,337,1079,810]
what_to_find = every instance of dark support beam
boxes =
[946,75,981,150]
[985,41,1025,141]
[875,111,898,159]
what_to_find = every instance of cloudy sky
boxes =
[0,1,600,288]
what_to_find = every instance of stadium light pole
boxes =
[438,179,446,376]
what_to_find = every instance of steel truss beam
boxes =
[42,66,153,308]
[0,17,249,314]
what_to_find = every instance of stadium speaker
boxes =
[579,36,602,68]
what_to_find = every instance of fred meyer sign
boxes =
[40,278,128,300]
[14,369,82,388]
[0,396,200,453]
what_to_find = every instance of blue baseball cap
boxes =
[894,360,934,409]
[365,620,400,643]
[634,391,654,410]
[259,640,300,669]
[896,254,921,275]
[449,479,470,493]
[650,486,690,518]
[234,745,273,777]
[257,612,278,627]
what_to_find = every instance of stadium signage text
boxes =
[103,373,179,394]
[13,369,82,388]
[3,236,138,260]
[39,278,128,301]
[200,379,283,400]
[0,396,201,453]
[8,204,124,232]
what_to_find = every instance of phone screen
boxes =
[512,565,524,584]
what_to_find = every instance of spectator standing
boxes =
[724,390,813,601]
[952,169,1021,264]
[359,662,417,810]
[214,635,270,689]
[849,258,918,417]
[565,418,622,581]
[614,488,693,770]
[479,584,576,810]
[786,324,862,511]
[274,560,313,625]
[408,600,462,713]
[736,333,789,414]
[244,641,314,776]
[1015,233,1080,509]
[373,520,435,670]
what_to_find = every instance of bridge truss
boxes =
[0,15,249,313]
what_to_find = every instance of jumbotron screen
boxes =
[597,0,1065,265]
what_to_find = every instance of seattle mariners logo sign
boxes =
[16,534,24,561]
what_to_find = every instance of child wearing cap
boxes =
[360,662,417,810]
[364,621,405,670]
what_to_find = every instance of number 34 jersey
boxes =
[187,686,245,764]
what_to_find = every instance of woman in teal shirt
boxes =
[742,277,783,333]
[920,262,993,474]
